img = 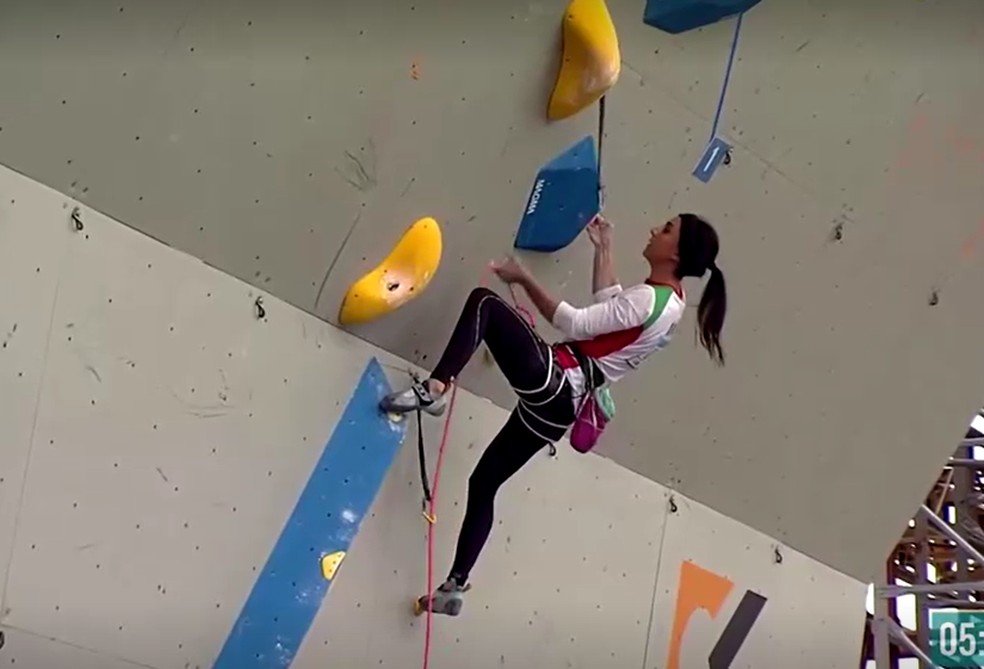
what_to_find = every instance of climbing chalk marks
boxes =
[212,357,407,669]
[693,137,732,183]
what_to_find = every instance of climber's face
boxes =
[643,216,681,265]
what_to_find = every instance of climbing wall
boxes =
[0,163,867,668]
[1,0,984,591]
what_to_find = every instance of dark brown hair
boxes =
[676,213,727,366]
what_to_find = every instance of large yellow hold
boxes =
[548,0,621,121]
[338,217,443,326]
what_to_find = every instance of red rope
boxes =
[478,263,536,328]
[421,382,457,669]
[507,284,536,329]
[420,270,535,668]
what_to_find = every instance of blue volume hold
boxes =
[514,135,600,253]
[643,0,761,34]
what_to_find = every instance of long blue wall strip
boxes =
[212,356,407,669]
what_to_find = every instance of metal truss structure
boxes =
[860,412,984,668]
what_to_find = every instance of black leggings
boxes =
[430,287,576,586]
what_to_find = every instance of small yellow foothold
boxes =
[422,510,437,524]
[321,550,346,581]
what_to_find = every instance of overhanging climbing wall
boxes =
[0,163,867,668]
[1,0,984,588]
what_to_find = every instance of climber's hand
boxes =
[490,255,529,285]
[586,214,613,248]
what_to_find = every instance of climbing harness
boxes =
[415,250,612,664]
[414,269,538,519]
[413,268,546,668]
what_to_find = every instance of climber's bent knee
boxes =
[467,285,497,302]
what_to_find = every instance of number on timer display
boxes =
[939,621,977,657]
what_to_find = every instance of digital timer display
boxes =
[929,610,984,667]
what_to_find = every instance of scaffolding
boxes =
[861,414,984,669]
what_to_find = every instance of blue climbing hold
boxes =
[514,136,599,253]
[643,0,761,34]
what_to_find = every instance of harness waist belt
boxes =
[554,343,605,389]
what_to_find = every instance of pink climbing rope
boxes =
[420,268,535,669]
[422,381,457,669]
[507,284,536,329]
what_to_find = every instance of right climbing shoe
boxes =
[380,376,447,417]
[413,578,469,617]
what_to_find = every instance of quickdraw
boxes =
[409,371,438,524]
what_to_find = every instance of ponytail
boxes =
[696,263,727,366]
[676,213,727,366]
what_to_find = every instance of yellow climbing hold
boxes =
[338,217,443,326]
[321,551,346,580]
[547,0,621,121]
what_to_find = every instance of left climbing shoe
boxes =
[380,377,447,417]
[413,579,469,617]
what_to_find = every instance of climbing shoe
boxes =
[380,377,447,417]
[413,579,469,617]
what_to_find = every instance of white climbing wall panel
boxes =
[0,163,384,667]
[0,159,867,668]
[0,628,150,669]
[0,181,73,613]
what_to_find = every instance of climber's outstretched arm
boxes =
[490,256,560,323]
[517,266,649,341]
[491,254,648,342]
[516,271,562,324]
[588,215,619,299]
[592,243,618,297]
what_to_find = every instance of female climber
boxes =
[380,212,728,616]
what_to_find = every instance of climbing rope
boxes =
[420,381,457,669]
[710,12,743,142]
[597,95,607,211]
[477,266,536,328]
[419,92,604,666]
[707,11,745,166]
[417,270,535,669]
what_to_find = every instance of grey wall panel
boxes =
[1,0,983,584]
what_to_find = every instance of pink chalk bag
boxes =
[569,378,616,453]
